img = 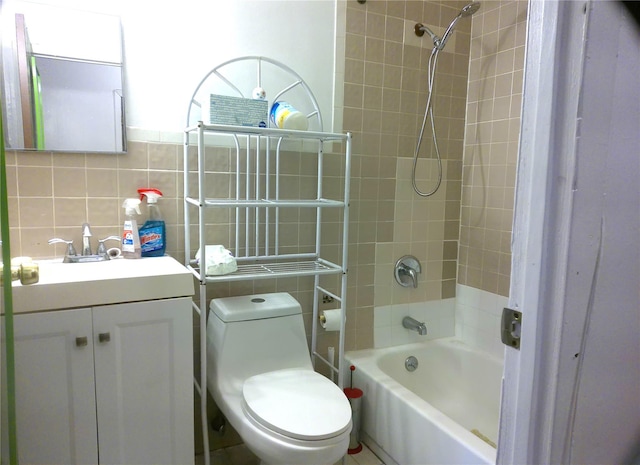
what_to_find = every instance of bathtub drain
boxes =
[405,355,418,372]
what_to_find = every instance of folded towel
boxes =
[195,245,238,276]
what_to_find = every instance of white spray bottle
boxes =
[122,198,142,259]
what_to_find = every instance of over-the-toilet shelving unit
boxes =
[182,57,351,465]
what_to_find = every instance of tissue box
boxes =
[195,245,238,276]
[209,94,268,127]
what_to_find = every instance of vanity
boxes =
[3,256,194,464]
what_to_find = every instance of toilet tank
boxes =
[211,292,301,322]
[207,293,313,382]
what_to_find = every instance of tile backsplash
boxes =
[373,284,507,361]
[5,142,183,261]
[455,283,508,360]
[374,298,455,348]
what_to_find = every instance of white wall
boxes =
[120,0,339,137]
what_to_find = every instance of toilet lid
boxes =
[242,369,352,441]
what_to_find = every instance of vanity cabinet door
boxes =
[92,297,194,465]
[3,308,99,465]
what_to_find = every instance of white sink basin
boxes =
[11,256,194,313]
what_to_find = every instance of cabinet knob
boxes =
[75,336,88,347]
[98,332,111,343]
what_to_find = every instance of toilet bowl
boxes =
[206,292,352,465]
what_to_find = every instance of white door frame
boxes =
[498,2,575,462]
[499,0,640,463]
[498,1,589,462]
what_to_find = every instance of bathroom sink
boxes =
[10,256,194,314]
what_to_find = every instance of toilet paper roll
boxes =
[320,309,342,331]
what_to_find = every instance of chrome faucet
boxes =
[82,223,93,255]
[49,224,120,262]
[402,316,427,336]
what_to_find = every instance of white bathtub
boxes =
[345,337,503,465]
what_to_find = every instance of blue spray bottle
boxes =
[137,188,166,257]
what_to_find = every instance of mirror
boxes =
[0,1,125,153]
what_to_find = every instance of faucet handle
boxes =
[48,238,77,261]
[96,235,121,257]
[394,255,422,288]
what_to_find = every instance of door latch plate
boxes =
[501,308,522,349]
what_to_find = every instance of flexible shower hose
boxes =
[412,46,444,197]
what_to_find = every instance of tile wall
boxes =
[373,298,455,348]
[458,0,528,297]
[343,0,472,350]
[5,142,184,262]
[455,283,508,359]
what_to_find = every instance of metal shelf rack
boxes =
[182,55,351,465]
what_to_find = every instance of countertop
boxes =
[10,256,194,314]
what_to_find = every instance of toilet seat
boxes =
[241,369,351,441]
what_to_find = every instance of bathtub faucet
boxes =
[402,316,427,336]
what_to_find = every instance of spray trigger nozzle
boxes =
[122,198,141,215]
[138,188,163,203]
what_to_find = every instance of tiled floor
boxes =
[195,444,258,465]
[195,442,384,465]
[342,445,385,465]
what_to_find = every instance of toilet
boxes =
[206,292,352,465]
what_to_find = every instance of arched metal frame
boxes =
[185,55,323,131]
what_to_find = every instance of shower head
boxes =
[440,2,480,49]
[460,2,481,17]
[415,2,480,50]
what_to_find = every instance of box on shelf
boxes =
[208,94,268,127]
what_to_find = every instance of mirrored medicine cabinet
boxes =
[1,0,126,153]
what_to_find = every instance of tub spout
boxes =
[402,316,427,336]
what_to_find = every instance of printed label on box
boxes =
[210,94,268,127]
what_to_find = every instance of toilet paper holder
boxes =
[319,309,342,331]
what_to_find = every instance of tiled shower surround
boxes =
[6,1,527,352]
[345,0,527,346]
[460,0,527,296]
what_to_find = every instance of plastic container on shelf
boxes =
[270,101,309,130]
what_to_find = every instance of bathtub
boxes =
[345,338,503,465]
